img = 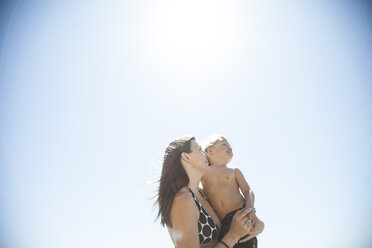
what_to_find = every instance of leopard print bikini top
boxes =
[187,186,219,244]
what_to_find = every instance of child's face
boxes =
[208,140,233,165]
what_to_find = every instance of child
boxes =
[201,135,264,248]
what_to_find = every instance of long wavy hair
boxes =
[155,136,195,227]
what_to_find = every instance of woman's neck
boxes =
[187,174,202,194]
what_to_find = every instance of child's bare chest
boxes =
[216,169,236,184]
[206,169,237,188]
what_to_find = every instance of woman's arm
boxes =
[218,208,254,248]
[170,191,253,248]
[169,191,200,248]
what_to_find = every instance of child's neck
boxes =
[210,162,228,167]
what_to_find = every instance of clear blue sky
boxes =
[1,1,371,248]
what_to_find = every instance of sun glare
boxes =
[142,0,238,73]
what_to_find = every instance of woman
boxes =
[155,136,253,248]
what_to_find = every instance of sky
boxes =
[0,0,371,248]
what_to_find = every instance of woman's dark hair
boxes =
[155,136,195,227]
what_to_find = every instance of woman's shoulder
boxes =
[172,187,198,211]
[174,187,194,202]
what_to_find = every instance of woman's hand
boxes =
[238,212,265,243]
[248,210,258,229]
[228,208,253,239]
[218,208,253,247]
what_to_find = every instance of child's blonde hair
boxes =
[202,134,228,152]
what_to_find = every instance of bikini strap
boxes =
[199,189,206,199]
[187,186,206,200]
[186,186,196,197]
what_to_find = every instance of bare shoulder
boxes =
[171,188,199,225]
[233,167,243,175]
[170,188,201,247]
[233,167,251,190]
[172,188,195,208]
[233,168,247,181]
[224,167,236,175]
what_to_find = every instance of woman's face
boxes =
[187,140,209,169]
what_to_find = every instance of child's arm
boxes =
[234,168,261,231]
[234,168,255,210]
